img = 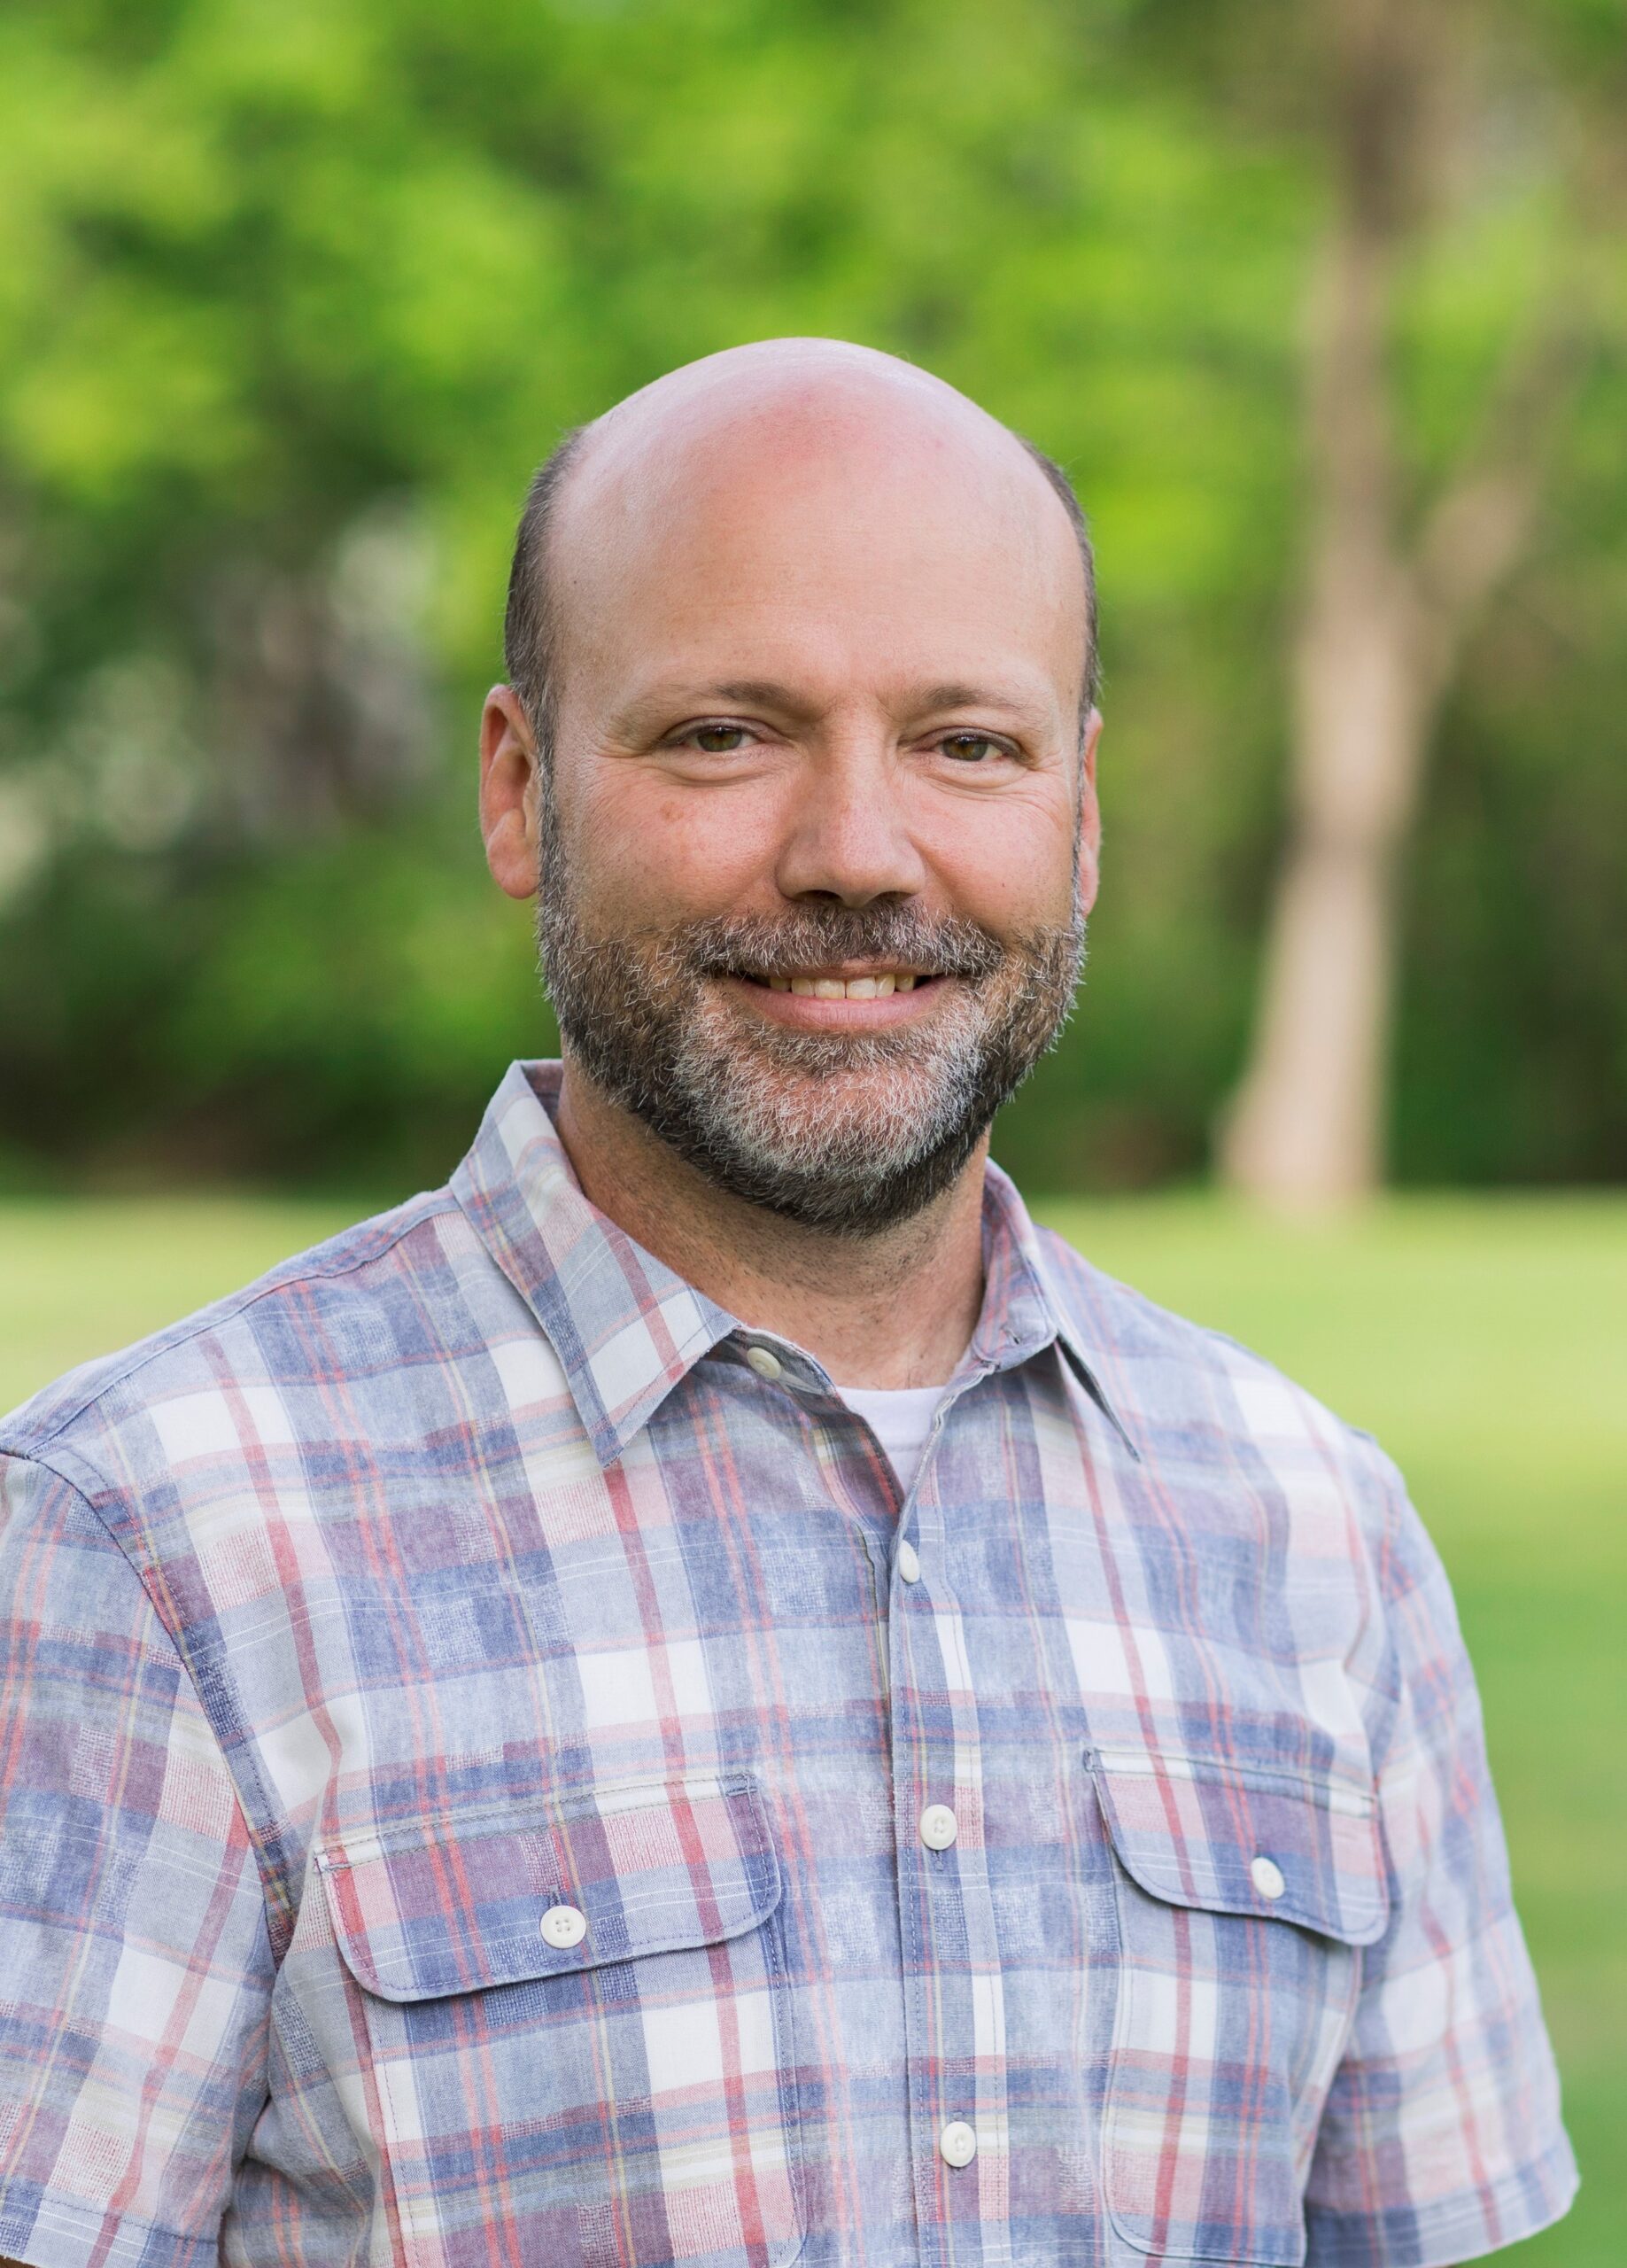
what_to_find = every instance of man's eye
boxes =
[689,726,750,753]
[940,733,1004,764]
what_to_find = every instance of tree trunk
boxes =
[1220,191,1432,1208]
[1218,0,1563,1212]
[1217,665,1433,1207]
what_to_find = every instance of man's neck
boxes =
[552,1061,987,1388]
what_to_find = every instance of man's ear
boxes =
[480,686,544,901]
[1076,707,1104,920]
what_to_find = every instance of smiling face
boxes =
[483,342,1102,1235]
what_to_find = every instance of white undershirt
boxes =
[836,1383,947,1498]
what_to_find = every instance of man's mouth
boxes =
[736,967,931,999]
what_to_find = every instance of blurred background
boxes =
[3,0,1625,1201]
[0,1,1622,2261]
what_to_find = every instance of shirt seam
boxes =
[1360,1441,1441,1846]
[315,1766,758,1860]
[0,2181,213,2251]
[1,1444,288,1959]
[0,1190,463,1464]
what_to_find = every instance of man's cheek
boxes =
[610,817,778,914]
[921,798,1075,916]
[936,856,1071,943]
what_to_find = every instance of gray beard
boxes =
[536,861,1085,1238]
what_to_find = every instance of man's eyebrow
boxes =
[618,680,823,729]
[910,682,1058,730]
[616,677,1054,734]
[914,682,1039,716]
[693,675,820,711]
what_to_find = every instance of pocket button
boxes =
[1250,1855,1286,1902]
[540,1902,588,1948]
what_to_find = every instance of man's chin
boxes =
[566,1018,991,1233]
[690,1045,958,1134]
[672,1119,976,1238]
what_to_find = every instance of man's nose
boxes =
[772,735,930,907]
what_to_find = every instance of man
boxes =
[0,340,1573,2268]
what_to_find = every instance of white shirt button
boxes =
[920,1804,958,1850]
[1250,1855,1286,1902]
[539,1902,588,1948]
[939,2119,978,2168]
[745,1345,783,1382]
[896,1541,921,1584]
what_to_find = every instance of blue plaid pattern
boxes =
[0,1061,1575,2266]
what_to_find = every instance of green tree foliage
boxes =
[0,0,1622,1189]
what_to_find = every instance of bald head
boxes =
[503,340,1097,757]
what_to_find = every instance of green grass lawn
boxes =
[2,1190,1622,2263]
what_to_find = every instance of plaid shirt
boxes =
[0,1061,1574,2268]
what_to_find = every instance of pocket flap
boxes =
[317,1771,780,2001]
[1088,1746,1389,1946]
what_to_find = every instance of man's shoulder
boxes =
[0,1184,471,1486]
[1033,1221,1396,1503]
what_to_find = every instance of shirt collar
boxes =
[977,1153,1142,1461]
[453,1060,1135,1466]
[452,1062,738,1467]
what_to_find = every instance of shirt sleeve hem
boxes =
[1306,2129,1579,2268]
[0,2185,220,2268]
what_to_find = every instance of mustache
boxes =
[677,906,1008,984]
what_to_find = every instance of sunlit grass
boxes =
[2,1190,1622,2264]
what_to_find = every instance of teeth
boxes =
[766,971,925,998]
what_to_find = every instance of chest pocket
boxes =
[316,1770,804,2268]
[1089,1748,1389,2268]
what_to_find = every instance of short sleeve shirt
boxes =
[0,1061,1576,2268]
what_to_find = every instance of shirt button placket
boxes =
[888,1481,996,2253]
